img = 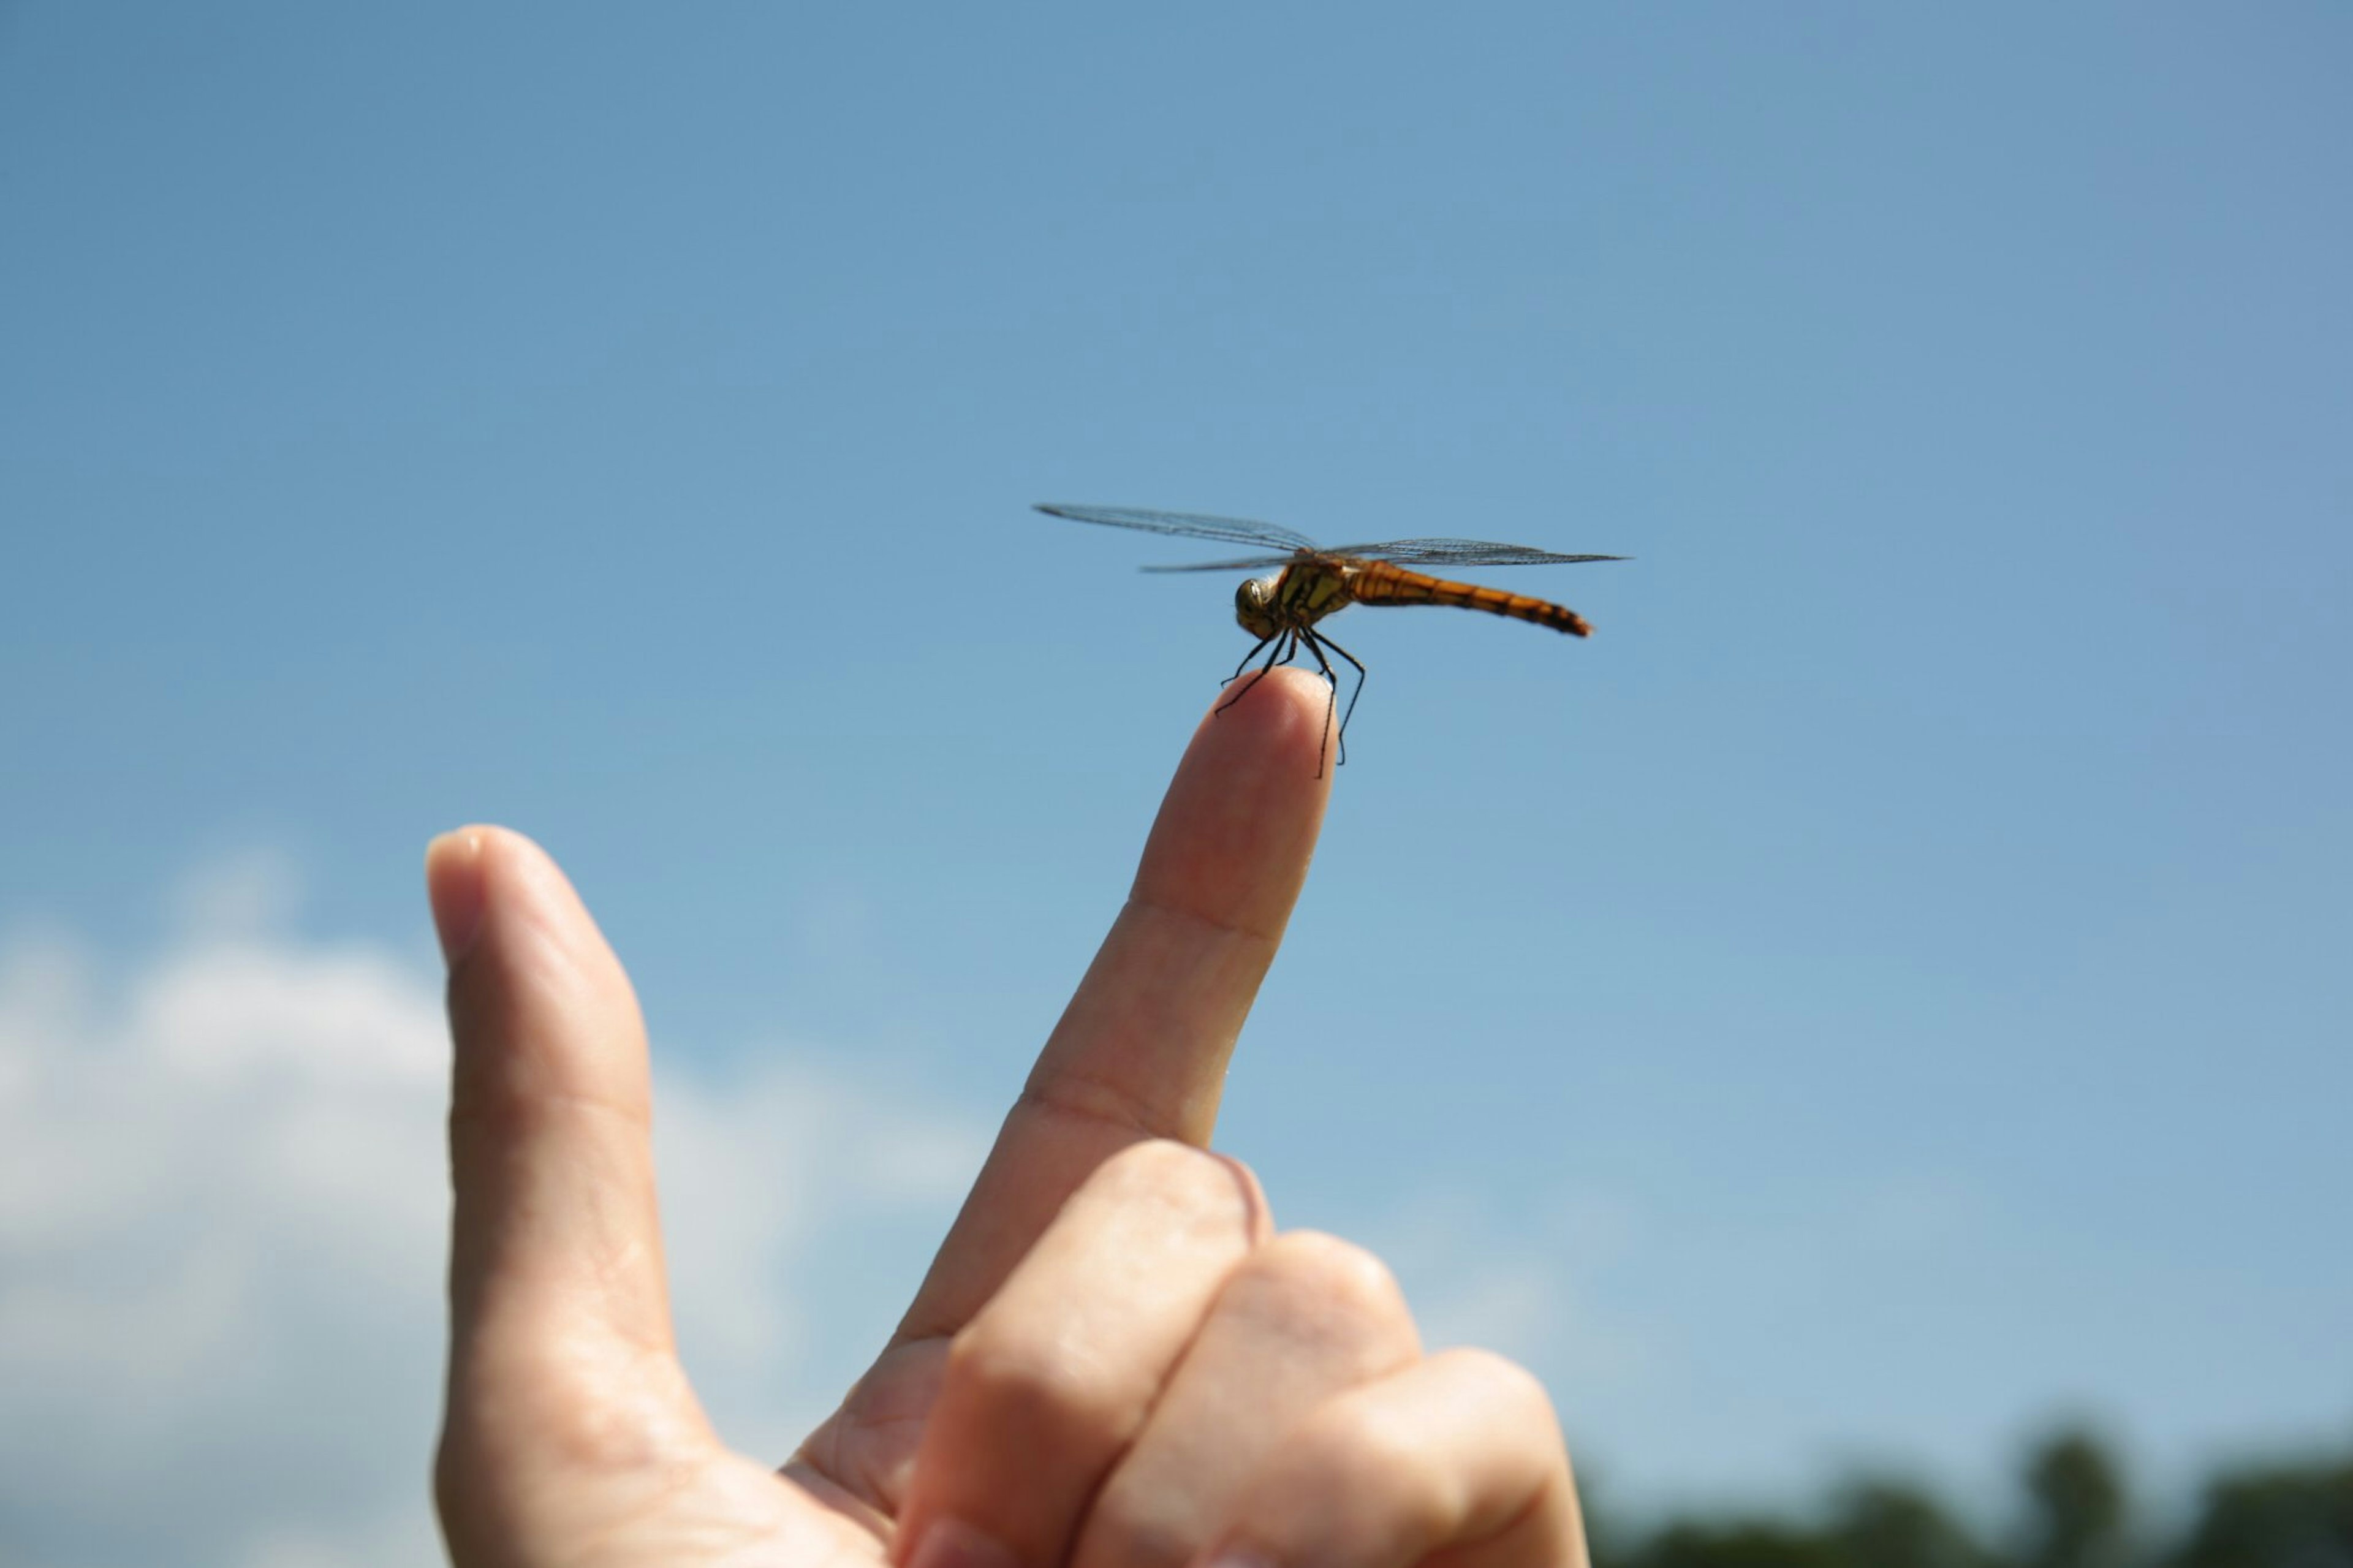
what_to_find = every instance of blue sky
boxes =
[3,6,2349,1564]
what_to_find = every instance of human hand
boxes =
[427,668,1586,1568]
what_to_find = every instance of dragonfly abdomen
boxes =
[1349,561,1594,637]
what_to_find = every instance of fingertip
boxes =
[433,825,628,998]
[1191,666,1338,784]
[904,1517,1021,1568]
[1134,667,1333,936]
[429,821,585,944]
[426,827,490,966]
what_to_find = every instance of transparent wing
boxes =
[1320,538,1630,567]
[1036,502,1320,555]
[1138,555,1305,573]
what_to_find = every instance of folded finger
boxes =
[1075,1231,1422,1568]
[895,1140,1267,1568]
[1202,1349,1585,1568]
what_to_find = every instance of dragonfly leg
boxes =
[1216,632,1294,715]
[1318,633,1368,766]
[1294,630,1344,776]
[1220,634,1278,689]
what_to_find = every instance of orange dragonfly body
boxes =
[1039,502,1624,773]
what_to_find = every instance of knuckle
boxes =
[1436,1346,1562,1429]
[1295,1393,1438,1506]
[1088,1135,1241,1199]
[945,1319,1135,1442]
[1080,1137,1259,1238]
[1250,1230,1409,1321]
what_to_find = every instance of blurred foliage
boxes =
[2019,1430,2132,1568]
[2170,1453,2353,1568]
[1599,1426,2353,1568]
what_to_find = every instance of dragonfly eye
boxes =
[1233,577,1281,638]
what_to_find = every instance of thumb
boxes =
[429,827,712,1545]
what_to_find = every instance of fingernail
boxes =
[425,829,487,964]
[1199,1548,1280,1568]
[906,1519,1018,1568]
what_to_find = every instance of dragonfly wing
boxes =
[1037,503,1322,555]
[1140,555,1304,573]
[1323,537,1629,567]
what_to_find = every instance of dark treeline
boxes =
[1590,1428,2353,1568]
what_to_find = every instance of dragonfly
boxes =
[1039,502,1626,775]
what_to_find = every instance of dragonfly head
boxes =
[1235,575,1284,640]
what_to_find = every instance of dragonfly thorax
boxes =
[1235,559,1357,640]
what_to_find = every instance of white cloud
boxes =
[165,847,309,940]
[0,863,988,1568]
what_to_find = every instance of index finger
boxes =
[896,667,1334,1340]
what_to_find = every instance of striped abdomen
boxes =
[1346,560,1594,637]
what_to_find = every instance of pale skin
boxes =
[428,667,1587,1568]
